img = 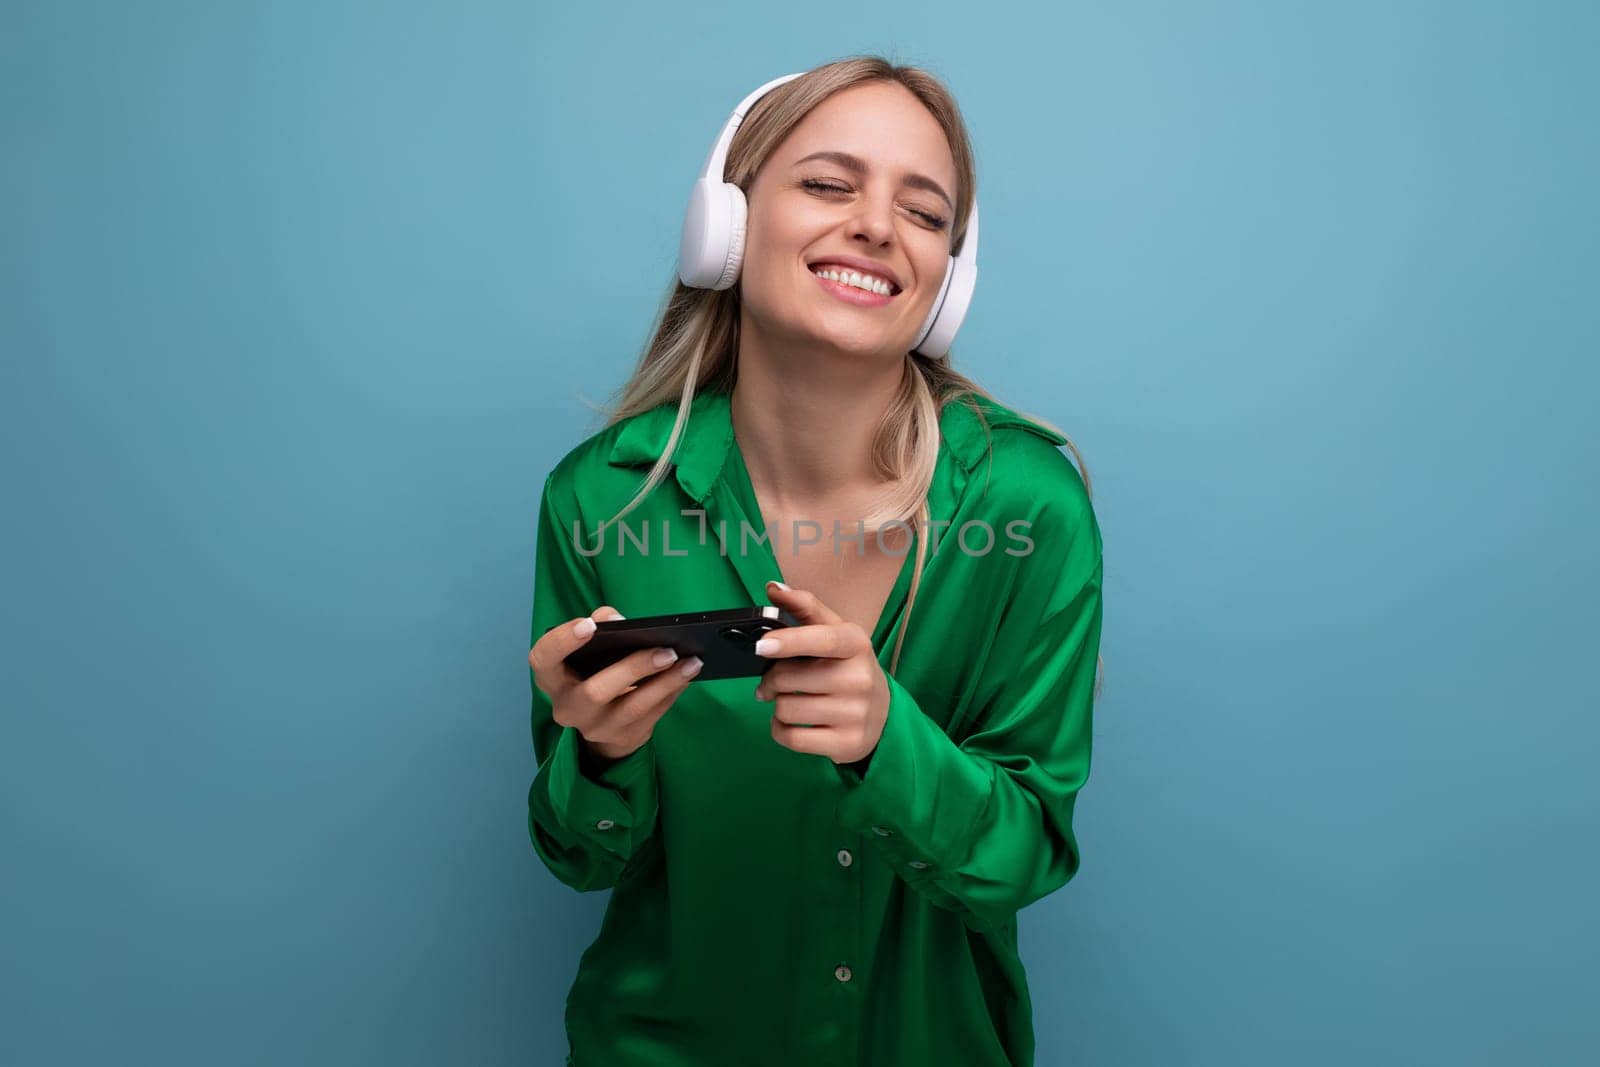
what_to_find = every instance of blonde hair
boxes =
[587,53,1102,697]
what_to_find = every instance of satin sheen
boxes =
[527,388,1104,1067]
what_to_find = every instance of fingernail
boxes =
[574,617,596,637]
[767,579,790,591]
[678,656,703,678]
[652,647,679,668]
[604,611,626,621]
[754,637,778,656]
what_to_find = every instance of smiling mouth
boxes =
[810,269,897,307]
[806,262,902,296]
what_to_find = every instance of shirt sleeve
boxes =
[832,479,1104,933]
[527,468,662,893]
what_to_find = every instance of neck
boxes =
[729,321,907,508]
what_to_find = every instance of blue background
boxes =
[4,1,1595,1063]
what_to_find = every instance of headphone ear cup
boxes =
[717,185,749,290]
[679,179,729,289]
[912,250,977,359]
[911,256,958,357]
[679,180,748,290]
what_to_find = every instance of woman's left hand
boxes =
[754,579,890,765]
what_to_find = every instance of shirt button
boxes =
[595,819,615,830]
[836,849,853,868]
[908,860,929,869]
[834,964,853,983]
[871,826,893,837]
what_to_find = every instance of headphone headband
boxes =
[694,73,804,185]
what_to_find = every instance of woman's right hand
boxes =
[529,605,704,765]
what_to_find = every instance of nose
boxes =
[849,192,895,248]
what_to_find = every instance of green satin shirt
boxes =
[527,386,1104,1067]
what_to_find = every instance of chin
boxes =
[814,333,904,361]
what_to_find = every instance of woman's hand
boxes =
[754,580,891,765]
[529,605,704,765]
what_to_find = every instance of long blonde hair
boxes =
[588,54,1102,696]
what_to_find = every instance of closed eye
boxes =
[801,179,948,230]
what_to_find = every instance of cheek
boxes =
[742,215,806,287]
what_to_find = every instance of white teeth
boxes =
[812,267,893,296]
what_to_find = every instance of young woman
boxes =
[526,55,1105,1067]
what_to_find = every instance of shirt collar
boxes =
[605,389,734,504]
[605,387,1068,501]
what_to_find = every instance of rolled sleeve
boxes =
[832,490,1104,933]
[532,726,661,869]
[527,469,662,892]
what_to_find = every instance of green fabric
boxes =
[527,387,1104,1067]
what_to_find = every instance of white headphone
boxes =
[677,72,978,360]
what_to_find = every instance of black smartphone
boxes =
[562,605,801,682]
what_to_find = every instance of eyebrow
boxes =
[792,150,954,212]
